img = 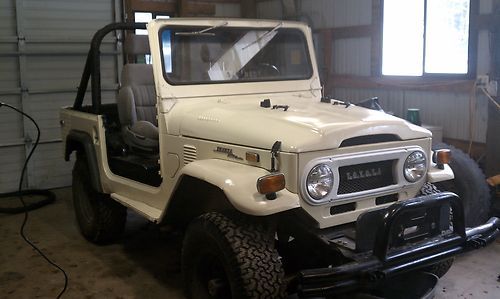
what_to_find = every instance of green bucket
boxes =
[406,108,422,126]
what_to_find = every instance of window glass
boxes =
[382,0,470,76]
[160,27,312,84]
[133,13,171,64]
[382,0,424,76]
[134,12,152,35]
[162,30,172,73]
[425,0,470,73]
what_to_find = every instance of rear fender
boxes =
[65,130,102,192]
[178,159,300,216]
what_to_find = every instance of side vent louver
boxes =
[183,145,197,165]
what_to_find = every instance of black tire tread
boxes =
[72,156,126,244]
[425,258,454,278]
[433,143,491,227]
[182,212,285,299]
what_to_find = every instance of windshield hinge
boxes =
[270,141,282,172]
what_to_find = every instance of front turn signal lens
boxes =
[257,173,286,195]
[435,149,451,165]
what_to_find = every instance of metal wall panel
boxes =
[332,88,488,143]
[22,0,114,38]
[25,55,117,91]
[256,0,283,19]
[0,55,19,90]
[0,95,23,142]
[333,37,371,76]
[300,0,372,28]
[215,3,241,17]
[30,142,74,190]
[403,91,488,143]
[0,0,16,36]
[0,146,25,191]
[0,0,121,192]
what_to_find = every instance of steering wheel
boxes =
[258,63,280,75]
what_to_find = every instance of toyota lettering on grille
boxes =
[346,168,382,180]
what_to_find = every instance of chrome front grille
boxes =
[337,160,396,194]
[300,146,427,205]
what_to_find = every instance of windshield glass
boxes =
[160,26,313,84]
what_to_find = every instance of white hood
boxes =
[165,96,430,153]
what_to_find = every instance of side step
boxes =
[111,193,162,222]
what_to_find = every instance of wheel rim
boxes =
[196,252,230,299]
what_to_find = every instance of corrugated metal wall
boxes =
[0,0,121,192]
[257,0,492,144]
[300,0,371,28]
[215,2,241,17]
[333,88,488,143]
[0,0,240,192]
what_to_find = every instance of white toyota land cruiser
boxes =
[60,19,499,298]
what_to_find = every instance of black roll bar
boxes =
[73,22,147,114]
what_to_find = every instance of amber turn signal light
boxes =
[433,149,451,169]
[257,173,286,195]
[435,149,451,164]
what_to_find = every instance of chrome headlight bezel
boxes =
[403,150,427,182]
[306,164,334,200]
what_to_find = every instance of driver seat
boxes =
[117,35,159,152]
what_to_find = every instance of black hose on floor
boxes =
[0,189,55,214]
[0,101,68,299]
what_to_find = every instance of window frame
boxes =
[158,26,314,86]
[381,0,477,79]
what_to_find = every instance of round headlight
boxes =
[307,164,334,200]
[404,151,427,182]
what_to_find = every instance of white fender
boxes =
[179,159,300,216]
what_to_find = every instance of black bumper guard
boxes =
[298,192,500,297]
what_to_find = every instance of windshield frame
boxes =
[157,25,314,86]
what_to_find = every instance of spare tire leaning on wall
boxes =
[433,143,492,227]
[419,143,491,278]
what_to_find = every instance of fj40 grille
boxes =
[337,160,396,194]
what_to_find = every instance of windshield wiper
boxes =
[241,22,282,50]
[175,21,228,36]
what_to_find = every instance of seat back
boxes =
[118,64,157,127]
[117,35,159,152]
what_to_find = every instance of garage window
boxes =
[382,0,471,76]
[133,12,170,64]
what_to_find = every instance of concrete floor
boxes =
[0,187,499,299]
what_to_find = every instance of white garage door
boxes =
[0,0,122,192]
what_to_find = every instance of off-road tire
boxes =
[433,143,491,227]
[72,156,126,244]
[425,258,454,278]
[182,212,285,299]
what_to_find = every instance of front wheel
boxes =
[182,212,285,299]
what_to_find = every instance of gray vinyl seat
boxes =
[117,34,158,152]
[117,64,158,152]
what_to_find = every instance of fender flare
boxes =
[64,130,102,192]
[178,159,300,216]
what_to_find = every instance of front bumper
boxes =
[298,192,500,297]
